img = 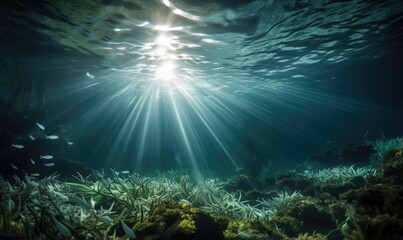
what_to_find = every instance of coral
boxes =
[367,137,403,167]
[258,191,303,215]
[296,233,327,240]
[2,154,400,240]
[1,171,295,239]
[224,220,285,240]
[224,173,254,192]
[350,214,403,240]
[381,152,403,183]
[274,174,314,193]
[134,201,229,240]
[272,196,339,237]
[342,156,403,239]
[271,215,301,235]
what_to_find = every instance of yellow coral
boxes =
[223,220,240,239]
[296,233,327,240]
[177,219,196,234]
[179,202,191,208]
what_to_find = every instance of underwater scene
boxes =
[1,0,403,239]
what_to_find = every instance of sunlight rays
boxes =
[43,0,403,176]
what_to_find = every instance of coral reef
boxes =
[342,149,403,239]
[1,138,402,239]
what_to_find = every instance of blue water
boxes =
[1,0,402,176]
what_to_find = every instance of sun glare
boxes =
[156,61,176,80]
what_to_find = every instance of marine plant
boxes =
[299,165,376,183]
[257,191,303,220]
[367,137,403,167]
[0,169,309,239]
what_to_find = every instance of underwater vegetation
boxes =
[298,166,376,183]
[1,0,402,239]
[0,137,402,239]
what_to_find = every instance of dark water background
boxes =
[1,0,402,176]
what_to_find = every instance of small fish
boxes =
[68,194,91,210]
[30,173,40,177]
[31,159,35,165]
[52,216,72,238]
[29,134,35,140]
[67,141,74,145]
[46,135,59,140]
[121,221,136,239]
[121,171,130,174]
[40,155,54,160]
[201,206,214,212]
[11,144,24,149]
[179,199,192,205]
[99,216,113,223]
[10,164,18,170]
[44,163,55,167]
[86,72,95,79]
[36,122,45,130]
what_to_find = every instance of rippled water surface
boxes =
[1,0,402,173]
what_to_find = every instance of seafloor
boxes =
[1,138,403,240]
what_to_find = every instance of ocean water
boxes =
[1,0,403,239]
[1,0,402,173]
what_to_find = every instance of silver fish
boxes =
[11,144,24,149]
[99,216,113,223]
[44,163,55,167]
[10,164,18,170]
[40,155,54,160]
[68,194,91,210]
[67,141,74,145]
[36,122,45,130]
[179,199,192,205]
[121,221,136,239]
[31,159,35,165]
[30,173,40,177]
[46,135,59,140]
[121,171,130,174]
[86,72,95,79]
[29,134,35,140]
[201,206,214,212]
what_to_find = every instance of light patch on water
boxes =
[292,75,306,78]
[321,40,338,48]
[12,0,401,171]
[327,55,345,62]
[202,38,222,44]
[293,54,320,65]
[350,33,364,40]
[348,40,366,46]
